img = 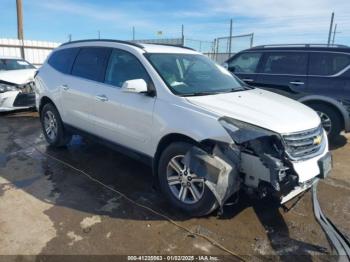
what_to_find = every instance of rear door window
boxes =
[48,48,79,74]
[105,49,150,87]
[228,52,262,73]
[71,47,111,82]
[309,52,350,76]
[261,52,308,75]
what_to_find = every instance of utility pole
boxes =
[16,0,25,59]
[250,33,254,48]
[132,26,135,40]
[98,30,100,39]
[228,19,233,55]
[332,24,338,45]
[181,24,184,46]
[68,34,72,42]
[327,12,334,45]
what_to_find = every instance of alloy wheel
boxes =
[43,111,58,141]
[317,111,332,134]
[166,155,205,204]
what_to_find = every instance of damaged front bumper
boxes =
[241,147,331,205]
[184,118,331,211]
[0,82,35,112]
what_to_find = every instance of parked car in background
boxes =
[35,40,331,216]
[225,44,350,140]
[0,56,36,112]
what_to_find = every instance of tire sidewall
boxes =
[158,142,217,216]
[309,103,342,140]
[40,103,67,146]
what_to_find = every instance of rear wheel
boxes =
[158,142,218,216]
[308,103,342,141]
[40,103,71,147]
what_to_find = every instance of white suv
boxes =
[35,40,332,216]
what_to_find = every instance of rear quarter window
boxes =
[48,48,79,74]
[309,52,350,76]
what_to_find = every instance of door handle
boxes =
[95,94,108,102]
[242,78,254,82]
[290,81,304,85]
[61,84,69,90]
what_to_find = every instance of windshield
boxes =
[0,59,35,71]
[145,53,245,96]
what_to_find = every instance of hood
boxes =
[186,88,321,134]
[0,69,36,85]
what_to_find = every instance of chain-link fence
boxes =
[133,38,183,45]
[208,33,254,64]
[184,39,214,53]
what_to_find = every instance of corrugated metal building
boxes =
[0,38,60,67]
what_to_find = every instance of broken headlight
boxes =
[0,83,17,93]
[219,117,277,144]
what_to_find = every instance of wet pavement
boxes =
[0,111,349,261]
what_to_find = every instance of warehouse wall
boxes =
[0,38,60,67]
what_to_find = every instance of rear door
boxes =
[61,47,111,132]
[227,52,262,86]
[255,51,309,98]
[308,52,350,99]
[91,48,156,155]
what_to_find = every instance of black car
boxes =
[225,44,350,140]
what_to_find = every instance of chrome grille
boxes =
[283,125,325,160]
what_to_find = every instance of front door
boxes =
[227,51,263,86]
[91,49,156,155]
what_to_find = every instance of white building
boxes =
[0,38,60,67]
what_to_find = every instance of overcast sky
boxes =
[1,0,349,51]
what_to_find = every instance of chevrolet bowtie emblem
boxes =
[313,135,322,145]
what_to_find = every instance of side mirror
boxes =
[121,79,148,94]
[222,62,229,69]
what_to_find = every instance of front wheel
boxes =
[158,142,218,217]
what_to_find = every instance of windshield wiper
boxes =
[182,91,222,97]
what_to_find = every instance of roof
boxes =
[139,43,198,54]
[248,44,350,53]
[58,39,198,54]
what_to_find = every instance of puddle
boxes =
[11,175,42,188]
[0,153,7,167]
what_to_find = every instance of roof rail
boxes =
[137,42,196,51]
[252,43,349,49]
[59,39,145,49]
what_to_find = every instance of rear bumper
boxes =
[0,91,35,112]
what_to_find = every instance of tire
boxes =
[158,142,218,217]
[308,103,342,141]
[40,103,71,147]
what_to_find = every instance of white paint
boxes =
[67,231,83,246]
[193,242,212,253]
[80,215,102,230]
